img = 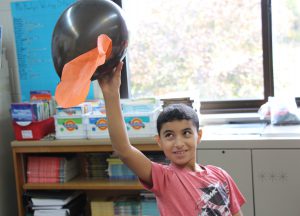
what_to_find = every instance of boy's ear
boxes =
[155,135,162,149]
[197,129,203,144]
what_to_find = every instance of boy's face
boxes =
[156,119,202,171]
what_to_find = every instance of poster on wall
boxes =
[11,0,95,102]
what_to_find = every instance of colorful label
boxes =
[57,118,82,131]
[125,116,149,130]
[56,107,83,116]
[89,117,108,131]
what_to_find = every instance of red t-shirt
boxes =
[141,162,246,216]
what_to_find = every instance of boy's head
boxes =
[157,103,199,136]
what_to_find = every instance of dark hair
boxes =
[156,103,199,135]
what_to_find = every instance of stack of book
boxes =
[90,195,158,216]
[27,155,80,183]
[140,191,159,216]
[81,153,109,179]
[114,197,141,216]
[106,157,137,180]
[28,191,86,216]
[161,97,194,108]
[90,198,114,216]
[91,197,141,216]
[146,152,170,165]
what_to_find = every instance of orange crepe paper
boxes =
[55,34,112,108]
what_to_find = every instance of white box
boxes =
[87,108,160,139]
[86,114,109,139]
[124,108,160,137]
[55,115,87,139]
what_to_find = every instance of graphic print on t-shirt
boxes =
[197,182,231,216]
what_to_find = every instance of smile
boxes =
[173,150,187,155]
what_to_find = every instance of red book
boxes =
[27,156,62,183]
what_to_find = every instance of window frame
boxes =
[117,0,299,114]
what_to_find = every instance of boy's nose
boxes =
[174,137,184,148]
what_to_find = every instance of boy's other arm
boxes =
[98,62,153,186]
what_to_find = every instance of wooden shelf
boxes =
[11,137,158,147]
[12,138,159,216]
[23,177,143,190]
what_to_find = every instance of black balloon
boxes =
[52,0,129,80]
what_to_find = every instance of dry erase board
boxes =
[11,0,95,101]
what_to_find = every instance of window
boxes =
[272,0,300,99]
[119,0,299,113]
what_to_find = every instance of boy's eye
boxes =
[183,130,192,136]
[164,133,174,139]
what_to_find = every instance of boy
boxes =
[98,62,245,216]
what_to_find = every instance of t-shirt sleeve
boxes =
[139,161,168,196]
[221,168,246,214]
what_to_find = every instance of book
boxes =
[30,191,82,206]
[32,193,86,216]
[27,155,79,183]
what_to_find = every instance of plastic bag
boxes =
[258,97,300,125]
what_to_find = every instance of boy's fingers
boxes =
[117,61,124,72]
[112,61,123,78]
[98,61,123,85]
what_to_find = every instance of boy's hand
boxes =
[97,61,124,96]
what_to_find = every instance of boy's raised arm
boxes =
[98,62,153,186]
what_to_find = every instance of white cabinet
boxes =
[197,149,254,216]
[253,149,300,216]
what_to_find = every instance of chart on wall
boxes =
[11,0,95,101]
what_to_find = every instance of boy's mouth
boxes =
[173,150,187,155]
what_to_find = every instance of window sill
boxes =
[200,112,263,125]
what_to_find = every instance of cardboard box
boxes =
[55,115,87,139]
[86,114,109,139]
[13,117,55,140]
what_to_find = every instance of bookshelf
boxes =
[11,138,160,216]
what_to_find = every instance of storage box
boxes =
[124,109,160,137]
[87,108,160,139]
[86,115,109,139]
[55,115,87,139]
[13,117,55,140]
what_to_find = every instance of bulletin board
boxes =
[11,0,95,101]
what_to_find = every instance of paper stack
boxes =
[29,191,86,216]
